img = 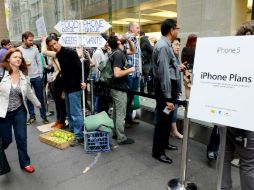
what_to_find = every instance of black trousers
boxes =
[207,125,220,153]
[152,80,177,156]
[48,75,66,124]
[222,127,254,190]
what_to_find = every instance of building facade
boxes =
[6,0,253,42]
[8,0,64,41]
[0,0,8,40]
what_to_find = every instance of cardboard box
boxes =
[39,129,75,149]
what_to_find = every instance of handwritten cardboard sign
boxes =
[59,34,106,47]
[36,17,47,37]
[55,19,111,34]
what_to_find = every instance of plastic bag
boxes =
[131,95,140,110]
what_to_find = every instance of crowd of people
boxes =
[0,20,187,173]
[0,18,253,190]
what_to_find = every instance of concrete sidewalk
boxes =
[0,114,241,190]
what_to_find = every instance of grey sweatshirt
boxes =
[18,46,43,79]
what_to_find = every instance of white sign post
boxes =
[36,17,47,37]
[188,35,254,132]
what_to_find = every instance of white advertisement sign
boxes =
[188,36,254,132]
[54,19,111,34]
[36,17,47,37]
[59,34,106,47]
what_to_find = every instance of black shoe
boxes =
[42,118,49,124]
[118,138,135,145]
[166,144,178,150]
[130,119,139,124]
[153,154,173,164]
[112,134,117,140]
[27,117,36,125]
[126,119,140,125]
[124,122,132,128]
[70,138,84,147]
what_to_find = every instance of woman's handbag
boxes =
[0,137,10,175]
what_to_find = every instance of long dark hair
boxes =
[236,20,254,35]
[185,34,197,48]
[2,48,28,75]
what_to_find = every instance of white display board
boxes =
[188,36,254,132]
[36,17,47,37]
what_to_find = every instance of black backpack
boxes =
[0,67,5,82]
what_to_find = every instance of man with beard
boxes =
[18,31,48,125]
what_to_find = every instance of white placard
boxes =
[59,34,106,47]
[59,34,82,47]
[36,17,47,37]
[82,34,106,47]
[54,19,111,34]
[188,36,254,132]
[82,19,111,33]
[55,20,82,34]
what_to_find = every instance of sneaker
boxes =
[42,118,49,124]
[207,150,217,161]
[70,138,84,147]
[27,117,36,125]
[118,138,135,145]
[46,111,54,117]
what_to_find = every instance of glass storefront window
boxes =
[5,0,253,42]
[61,0,176,38]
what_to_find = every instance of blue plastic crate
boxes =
[84,131,110,153]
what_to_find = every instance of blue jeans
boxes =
[27,76,46,119]
[0,105,31,168]
[171,104,178,123]
[126,76,140,121]
[64,90,84,139]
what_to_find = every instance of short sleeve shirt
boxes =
[110,49,128,89]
